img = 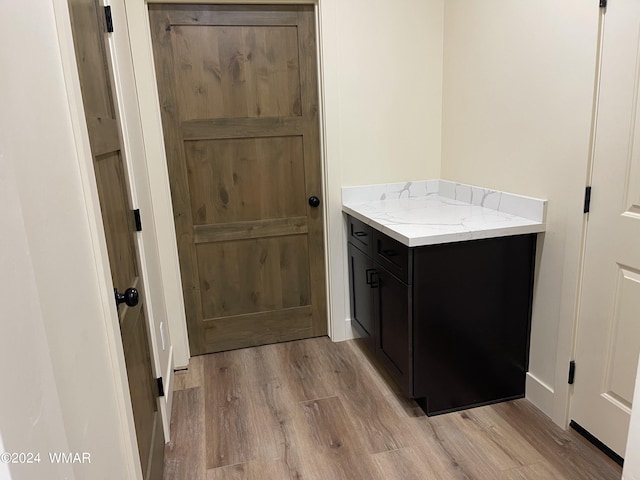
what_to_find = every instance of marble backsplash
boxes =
[341,180,546,224]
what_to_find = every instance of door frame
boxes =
[98,0,177,440]
[52,0,143,477]
[56,0,176,462]
[121,0,351,360]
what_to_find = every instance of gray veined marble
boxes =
[342,180,547,247]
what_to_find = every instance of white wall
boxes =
[333,0,444,186]
[0,157,74,480]
[441,0,599,422]
[0,435,11,480]
[0,0,141,477]
[322,0,444,340]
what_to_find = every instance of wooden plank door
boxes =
[67,1,164,477]
[148,4,327,355]
[572,0,640,459]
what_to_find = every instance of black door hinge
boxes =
[157,377,165,397]
[568,360,576,385]
[133,209,142,232]
[104,6,114,33]
[600,0,607,8]
[584,186,592,213]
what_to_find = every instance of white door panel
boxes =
[572,0,640,458]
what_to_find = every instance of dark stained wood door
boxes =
[67,1,164,477]
[148,5,327,355]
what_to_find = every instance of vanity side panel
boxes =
[412,234,536,414]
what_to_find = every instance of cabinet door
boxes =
[376,266,412,395]
[348,243,375,351]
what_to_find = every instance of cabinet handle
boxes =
[382,249,398,257]
[354,231,368,237]
[366,269,379,288]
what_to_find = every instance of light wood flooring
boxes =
[164,336,622,479]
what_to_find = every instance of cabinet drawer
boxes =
[374,231,411,284]
[347,215,373,256]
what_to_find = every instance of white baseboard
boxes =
[525,371,555,417]
[341,318,361,341]
[161,346,174,442]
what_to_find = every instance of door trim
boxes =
[103,0,176,443]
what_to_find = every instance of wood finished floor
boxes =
[164,337,622,479]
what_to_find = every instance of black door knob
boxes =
[114,287,139,308]
[308,196,320,208]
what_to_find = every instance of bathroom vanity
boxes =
[343,180,546,415]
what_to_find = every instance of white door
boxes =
[572,0,640,459]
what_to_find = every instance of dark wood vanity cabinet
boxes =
[347,215,412,394]
[375,262,412,394]
[346,214,537,415]
[347,243,376,351]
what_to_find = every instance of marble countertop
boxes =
[342,180,547,247]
